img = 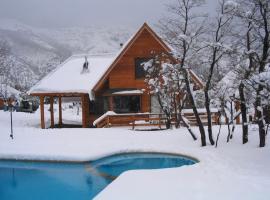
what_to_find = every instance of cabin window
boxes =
[135,58,150,79]
[113,96,141,113]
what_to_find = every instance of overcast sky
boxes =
[0,0,217,28]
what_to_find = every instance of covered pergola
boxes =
[28,54,115,129]
[31,92,90,129]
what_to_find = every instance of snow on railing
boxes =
[93,111,116,126]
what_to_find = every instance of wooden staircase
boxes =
[183,113,218,126]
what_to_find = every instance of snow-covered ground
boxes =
[0,109,269,200]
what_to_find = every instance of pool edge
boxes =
[0,151,199,164]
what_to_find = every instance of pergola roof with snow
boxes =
[29,54,115,99]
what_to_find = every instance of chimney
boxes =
[81,56,89,74]
[120,43,123,48]
[83,56,89,70]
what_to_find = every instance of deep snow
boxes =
[0,109,269,200]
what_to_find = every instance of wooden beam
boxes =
[50,96,54,128]
[81,95,85,128]
[81,94,90,128]
[40,96,45,129]
[58,96,62,127]
[30,92,87,97]
[109,96,113,111]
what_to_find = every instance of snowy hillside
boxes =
[39,26,132,54]
[0,19,133,89]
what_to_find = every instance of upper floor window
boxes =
[134,58,150,79]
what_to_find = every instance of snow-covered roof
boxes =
[0,84,21,99]
[29,54,115,99]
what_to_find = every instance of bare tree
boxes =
[231,0,261,145]
[203,0,236,145]
[237,0,270,147]
[144,53,197,140]
[254,0,269,147]
[159,0,207,146]
[212,69,239,145]
[143,54,176,129]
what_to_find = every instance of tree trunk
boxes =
[179,114,197,140]
[204,90,215,145]
[157,95,172,130]
[227,101,234,142]
[215,112,222,148]
[258,119,266,147]
[226,123,231,143]
[215,124,222,148]
[239,83,248,144]
[166,117,171,129]
[255,86,266,147]
[266,124,269,136]
[174,94,180,128]
[184,71,206,146]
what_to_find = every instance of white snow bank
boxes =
[0,110,269,200]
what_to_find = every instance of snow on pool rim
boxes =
[0,151,199,164]
[90,152,199,166]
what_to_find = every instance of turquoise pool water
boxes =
[0,153,197,200]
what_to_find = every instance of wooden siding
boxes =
[141,94,150,112]
[105,29,168,112]
[109,29,167,89]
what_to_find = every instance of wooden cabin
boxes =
[29,23,205,129]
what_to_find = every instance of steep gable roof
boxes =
[92,22,172,92]
[93,22,204,91]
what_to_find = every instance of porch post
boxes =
[40,96,45,129]
[59,96,62,127]
[81,94,90,128]
[50,96,54,128]
[109,96,113,111]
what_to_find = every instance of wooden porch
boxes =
[94,111,220,128]
[32,93,91,129]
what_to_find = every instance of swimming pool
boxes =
[0,153,197,200]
